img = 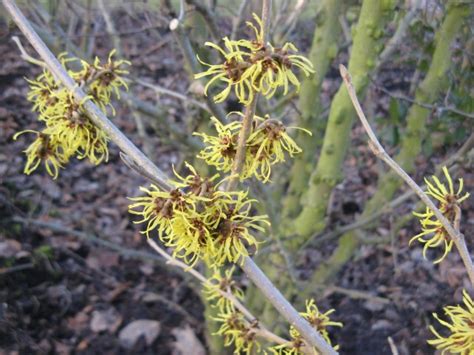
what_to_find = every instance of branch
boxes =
[168,11,227,122]
[225,0,271,191]
[14,217,169,265]
[130,77,211,113]
[226,98,258,191]
[301,131,474,251]
[231,0,249,40]
[373,82,474,119]
[147,239,290,347]
[3,0,173,192]
[340,64,474,286]
[3,1,335,353]
[376,0,421,69]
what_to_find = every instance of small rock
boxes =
[371,319,392,331]
[119,319,161,349]
[0,239,22,258]
[363,299,385,312]
[90,308,122,333]
[171,325,205,355]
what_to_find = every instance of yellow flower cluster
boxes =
[214,309,261,354]
[14,51,129,179]
[195,14,314,105]
[410,167,470,263]
[129,163,269,267]
[204,267,244,313]
[428,289,474,354]
[195,113,309,183]
[271,299,342,354]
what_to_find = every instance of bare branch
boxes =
[373,82,474,119]
[225,0,272,191]
[131,77,211,113]
[340,64,474,286]
[231,0,250,40]
[147,239,290,346]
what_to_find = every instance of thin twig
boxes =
[340,64,474,287]
[147,239,289,346]
[11,36,48,68]
[225,0,272,191]
[387,336,399,355]
[13,217,175,270]
[301,132,474,251]
[168,8,227,122]
[96,0,154,156]
[277,0,307,42]
[374,82,474,119]
[376,0,421,69]
[0,263,34,275]
[97,0,121,56]
[323,285,390,304]
[131,77,210,112]
[231,0,249,40]
[185,0,219,42]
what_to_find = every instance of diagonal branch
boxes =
[147,239,289,346]
[340,64,474,287]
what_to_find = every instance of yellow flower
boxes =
[195,38,254,105]
[13,130,64,179]
[246,114,310,182]
[195,113,309,183]
[129,165,269,268]
[214,309,261,354]
[17,50,129,178]
[207,190,269,266]
[84,49,130,111]
[128,185,194,239]
[43,92,110,164]
[428,289,474,354]
[194,116,241,173]
[25,71,59,113]
[195,14,314,105]
[272,299,341,354]
[295,299,342,349]
[204,266,244,313]
[242,42,315,99]
[410,167,470,263]
[168,207,215,266]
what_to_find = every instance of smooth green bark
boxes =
[292,0,393,244]
[303,2,470,295]
[282,0,343,217]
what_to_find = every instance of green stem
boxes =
[282,0,344,218]
[293,0,393,244]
